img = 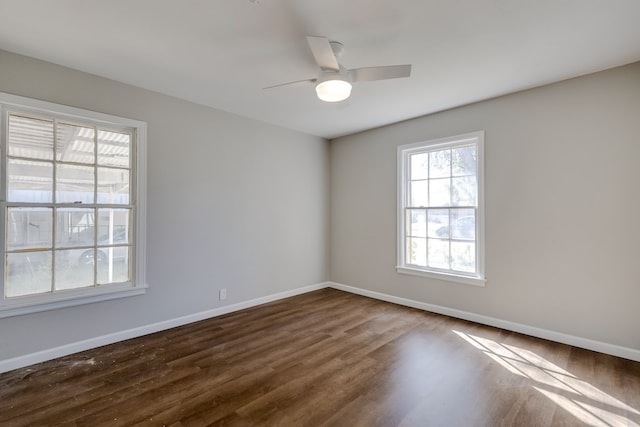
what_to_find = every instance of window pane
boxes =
[407,237,426,266]
[451,176,477,206]
[98,130,130,168]
[97,246,130,284]
[6,208,52,251]
[429,209,450,238]
[429,178,450,207]
[8,115,54,160]
[8,159,53,202]
[56,208,95,248]
[5,251,52,297]
[56,164,95,204]
[97,208,130,245]
[409,180,428,207]
[451,209,476,240]
[452,145,477,177]
[56,123,95,164]
[97,167,130,204]
[429,149,450,178]
[408,209,426,237]
[55,249,94,290]
[427,239,449,269]
[451,241,476,272]
[410,153,428,180]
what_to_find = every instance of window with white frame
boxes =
[0,92,147,317]
[397,131,485,286]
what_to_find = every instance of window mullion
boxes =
[448,148,452,271]
[0,108,6,300]
[93,126,98,287]
[51,119,58,293]
[425,150,430,268]
[448,208,453,270]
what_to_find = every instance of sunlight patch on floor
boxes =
[453,330,640,427]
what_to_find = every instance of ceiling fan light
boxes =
[315,79,352,102]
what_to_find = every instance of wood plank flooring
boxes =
[1,288,639,426]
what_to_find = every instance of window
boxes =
[0,92,147,317]
[397,131,485,286]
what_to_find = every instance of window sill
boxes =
[396,266,486,287]
[0,283,148,318]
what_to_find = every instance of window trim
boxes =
[0,92,147,318]
[397,131,486,286]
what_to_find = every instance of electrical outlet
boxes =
[219,288,227,301]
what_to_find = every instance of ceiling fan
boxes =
[264,36,412,102]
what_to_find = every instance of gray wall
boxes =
[330,62,640,350]
[0,50,329,360]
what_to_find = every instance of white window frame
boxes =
[397,131,485,286]
[0,92,147,318]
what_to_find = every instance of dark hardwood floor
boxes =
[1,288,639,426]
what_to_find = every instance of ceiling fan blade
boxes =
[350,64,412,82]
[263,78,316,90]
[306,36,340,71]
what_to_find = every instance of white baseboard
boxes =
[3,280,638,374]
[327,282,640,363]
[0,282,328,374]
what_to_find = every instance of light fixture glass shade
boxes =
[315,79,352,102]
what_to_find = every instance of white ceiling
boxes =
[1,0,639,139]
